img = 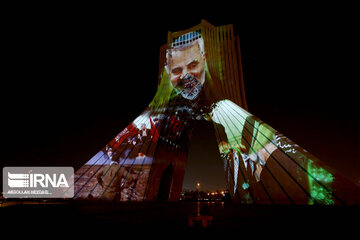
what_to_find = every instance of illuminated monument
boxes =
[73,20,360,204]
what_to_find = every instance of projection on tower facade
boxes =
[73,20,360,204]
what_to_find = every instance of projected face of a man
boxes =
[168,41,205,100]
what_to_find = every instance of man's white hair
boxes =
[165,32,205,74]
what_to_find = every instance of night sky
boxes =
[2,6,359,190]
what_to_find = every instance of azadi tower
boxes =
[73,20,360,204]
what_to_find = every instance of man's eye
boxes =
[188,62,199,70]
[171,68,182,75]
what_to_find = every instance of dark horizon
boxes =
[2,9,359,191]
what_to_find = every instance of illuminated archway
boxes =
[73,20,360,205]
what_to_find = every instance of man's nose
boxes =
[180,69,189,79]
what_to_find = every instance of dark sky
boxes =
[2,6,359,190]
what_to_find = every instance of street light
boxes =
[196,182,201,201]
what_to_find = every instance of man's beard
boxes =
[175,73,203,100]
[168,73,210,121]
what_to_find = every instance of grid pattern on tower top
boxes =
[171,29,202,47]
